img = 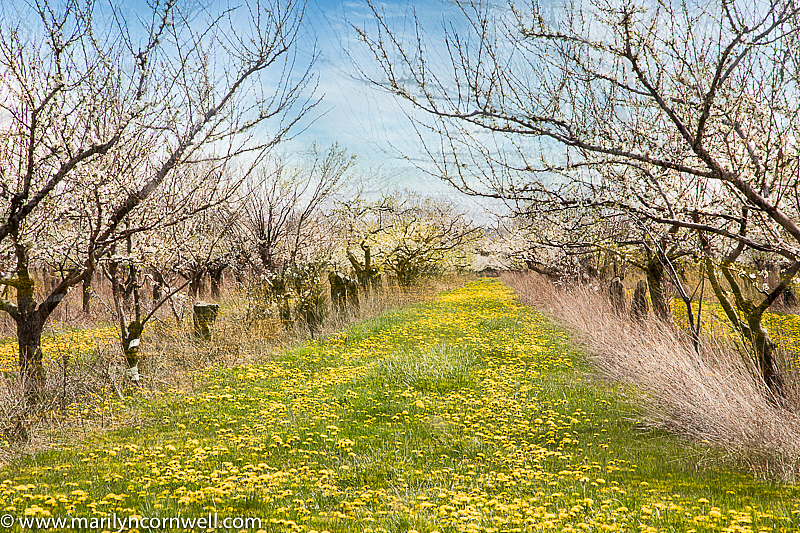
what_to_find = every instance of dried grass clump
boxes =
[504,272,800,480]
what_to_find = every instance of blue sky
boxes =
[0,0,507,219]
[291,0,512,220]
[295,0,460,195]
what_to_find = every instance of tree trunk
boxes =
[152,269,165,303]
[703,254,798,400]
[270,274,292,328]
[258,243,277,273]
[329,272,347,315]
[631,280,649,320]
[749,316,782,398]
[17,311,47,402]
[82,277,92,313]
[210,266,225,299]
[11,248,50,402]
[188,272,204,300]
[645,257,671,321]
[122,320,144,384]
[82,264,95,314]
[348,244,381,294]
[346,276,360,311]
[608,277,626,315]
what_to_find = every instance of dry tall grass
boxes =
[503,272,800,480]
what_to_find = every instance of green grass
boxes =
[368,344,478,393]
[1,279,799,532]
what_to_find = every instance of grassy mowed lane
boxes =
[1,279,799,532]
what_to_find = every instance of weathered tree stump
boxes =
[193,301,220,340]
[631,280,649,320]
[609,277,626,315]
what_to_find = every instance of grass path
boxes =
[1,279,799,532]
